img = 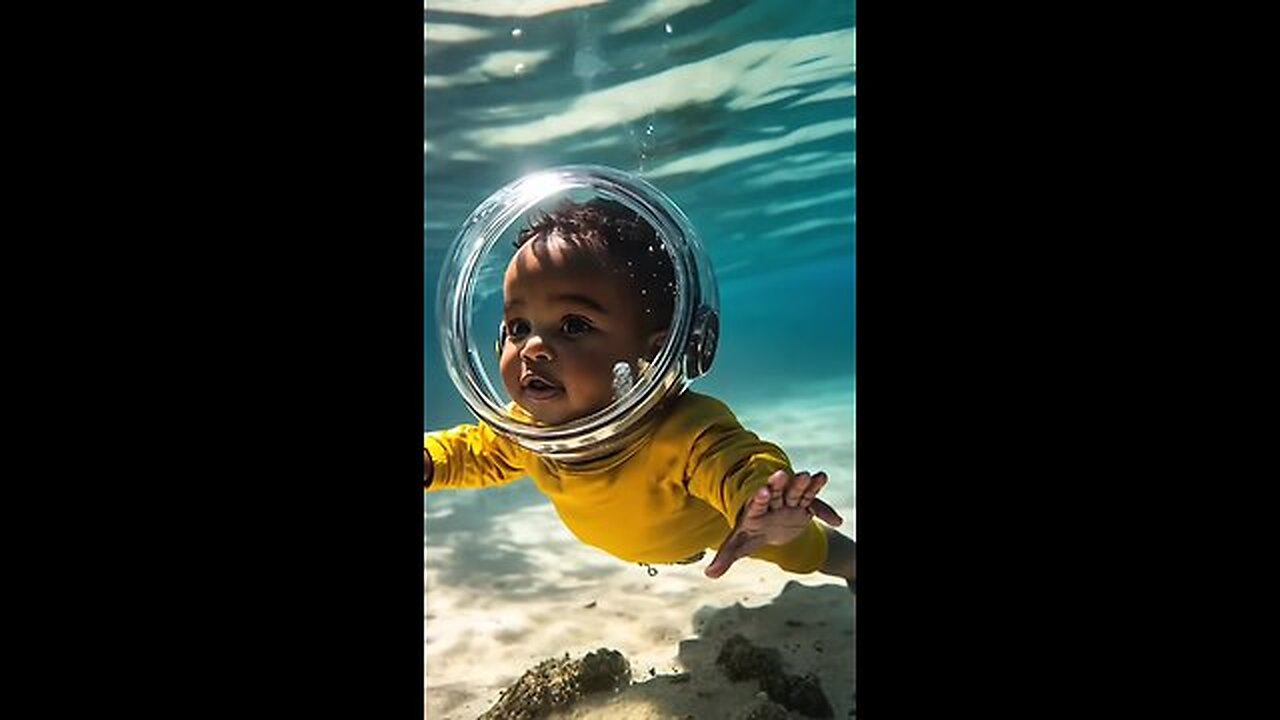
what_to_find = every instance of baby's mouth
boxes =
[521,374,563,401]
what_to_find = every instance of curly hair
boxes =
[515,198,676,332]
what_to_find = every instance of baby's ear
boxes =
[645,330,669,361]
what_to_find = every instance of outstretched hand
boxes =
[705,469,843,579]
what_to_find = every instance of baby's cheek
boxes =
[498,353,520,396]
[569,370,611,411]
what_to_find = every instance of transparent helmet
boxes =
[436,165,719,464]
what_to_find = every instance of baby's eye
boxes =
[562,316,593,337]
[506,319,531,339]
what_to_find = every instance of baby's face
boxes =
[500,234,660,425]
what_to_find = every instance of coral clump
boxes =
[716,634,783,681]
[716,634,833,719]
[479,648,631,720]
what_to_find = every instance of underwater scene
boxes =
[425,1,855,717]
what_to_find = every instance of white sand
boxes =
[425,499,854,719]
[425,382,855,719]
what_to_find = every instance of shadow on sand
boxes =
[486,581,855,719]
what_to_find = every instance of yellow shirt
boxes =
[425,392,793,565]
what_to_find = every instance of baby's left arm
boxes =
[704,469,843,578]
[678,394,837,529]
[683,413,791,524]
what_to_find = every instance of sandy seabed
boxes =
[426,380,856,719]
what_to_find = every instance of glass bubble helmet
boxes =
[436,165,720,464]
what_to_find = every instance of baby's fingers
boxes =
[809,497,843,527]
[784,472,812,508]
[798,472,828,509]
[706,526,752,578]
[766,469,789,510]
[743,486,771,521]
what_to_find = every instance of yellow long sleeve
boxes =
[533,392,792,564]
[659,393,791,524]
[424,421,532,490]
[424,392,807,567]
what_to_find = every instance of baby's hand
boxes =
[765,468,842,525]
[705,469,843,579]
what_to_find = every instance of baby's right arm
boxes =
[423,422,531,491]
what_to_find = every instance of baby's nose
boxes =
[521,334,554,362]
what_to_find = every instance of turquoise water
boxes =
[424,0,856,518]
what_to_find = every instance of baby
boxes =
[425,198,855,584]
